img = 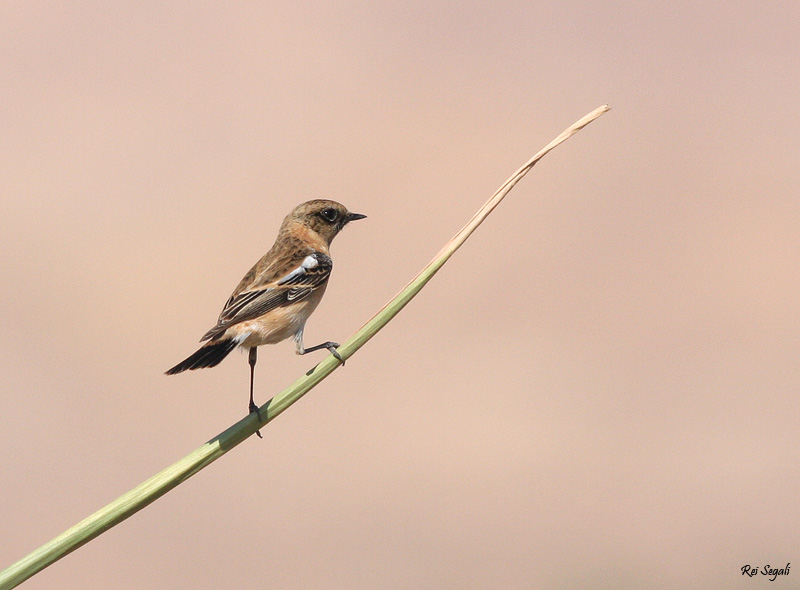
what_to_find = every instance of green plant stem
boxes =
[0,105,609,590]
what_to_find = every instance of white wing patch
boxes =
[277,255,319,285]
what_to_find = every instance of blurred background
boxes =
[1,2,798,589]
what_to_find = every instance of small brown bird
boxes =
[166,200,366,432]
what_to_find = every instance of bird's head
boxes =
[284,200,366,246]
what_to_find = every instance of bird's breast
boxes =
[232,285,327,348]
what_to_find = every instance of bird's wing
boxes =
[200,252,332,341]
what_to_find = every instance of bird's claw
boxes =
[327,342,345,365]
[248,402,263,439]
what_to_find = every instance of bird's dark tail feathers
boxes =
[165,338,239,375]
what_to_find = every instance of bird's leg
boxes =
[300,341,344,365]
[248,347,263,439]
[295,329,344,366]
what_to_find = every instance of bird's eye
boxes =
[319,208,338,222]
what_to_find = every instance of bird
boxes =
[166,200,366,435]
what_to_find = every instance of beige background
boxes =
[1,2,798,589]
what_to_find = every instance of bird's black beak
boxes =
[346,212,367,222]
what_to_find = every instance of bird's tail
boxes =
[165,338,240,375]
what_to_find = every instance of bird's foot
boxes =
[249,401,263,439]
[302,341,345,365]
[326,342,344,365]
